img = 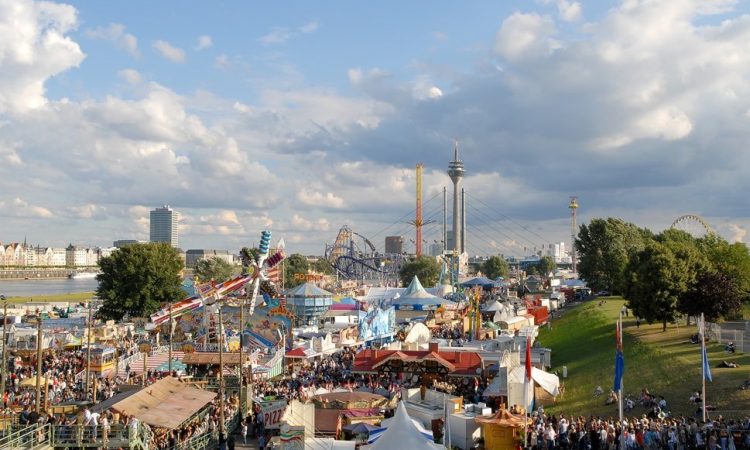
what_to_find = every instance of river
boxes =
[0,278,98,297]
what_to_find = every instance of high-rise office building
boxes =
[385,236,404,254]
[149,205,180,247]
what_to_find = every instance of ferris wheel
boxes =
[670,214,714,238]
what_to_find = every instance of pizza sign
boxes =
[260,400,288,429]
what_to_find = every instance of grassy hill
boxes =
[537,298,750,418]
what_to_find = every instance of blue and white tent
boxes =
[391,276,456,311]
[365,402,439,448]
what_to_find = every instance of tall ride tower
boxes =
[569,196,578,273]
[448,141,465,254]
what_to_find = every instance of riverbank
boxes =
[2,291,95,304]
[0,268,76,280]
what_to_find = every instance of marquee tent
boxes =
[108,376,217,430]
[404,323,432,346]
[461,277,496,288]
[364,402,441,449]
[392,277,456,311]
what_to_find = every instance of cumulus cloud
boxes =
[0,141,23,166]
[495,12,558,61]
[86,23,139,57]
[259,21,320,44]
[117,69,142,85]
[1,197,53,218]
[0,0,84,114]
[195,35,213,50]
[556,0,582,22]
[728,223,747,243]
[290,214,330,232]
[2,0,750,254]
[214,54,230,70]
[65,204,107,220]
[153,40,186,63]
[296,190,345,209]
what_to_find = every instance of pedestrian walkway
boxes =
[229,430,260,450]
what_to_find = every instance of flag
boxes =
[613,317,624,392]
[700,316,713,382]
[525,335,532,382]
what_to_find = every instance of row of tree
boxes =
[576,218,750,330]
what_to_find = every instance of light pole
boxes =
[239,293,246,417]
[1,295,7,400]
[35,312,42,413]
[218,306,225,437]
[168,301,173,374]
[85,300,92,397]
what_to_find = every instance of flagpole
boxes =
[524,335,530,449]
[701,313,707,423]
[618,313,624,450]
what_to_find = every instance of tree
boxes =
[96,243,185,321]
[678,271,744,322]
[284,254,310,288]
[240,247,260,268]
[534,256,556,278]
[194,257,235,282]
[312,258,333,275]
[399,255,441,287]
[698,235,750,295]
[576,218,652,294]
[624,240,708,331]
[482,256,509,279]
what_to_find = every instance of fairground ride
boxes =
[149,230,287,343]
[324,225,406,281]
[670,214,715,238]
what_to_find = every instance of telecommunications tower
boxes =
[448,141,465,254]
[569,196,578,273]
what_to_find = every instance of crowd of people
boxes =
[525,412,750,450]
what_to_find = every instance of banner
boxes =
[259,399,288,429]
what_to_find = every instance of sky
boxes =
[1,0,749,257]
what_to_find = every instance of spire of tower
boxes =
[453,139,459,162]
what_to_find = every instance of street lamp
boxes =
[1,295,7,403]
[138,340,152,387]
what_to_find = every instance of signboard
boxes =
[259,399,288,429]
[280,424,305,450]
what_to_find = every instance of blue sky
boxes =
[1,0,749,256]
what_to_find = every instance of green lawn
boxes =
[537,297,750,418]
[3,292,95,304]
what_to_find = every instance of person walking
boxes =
[241,419,248,444]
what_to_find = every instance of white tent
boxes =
[404,323,432,346]
[483,367,509,397]
[508,366,560,396]
[481,301,504,312]
[363,402,443,450]
[485,364,560,400]
[306,438,356,450]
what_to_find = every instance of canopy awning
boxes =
[109,376,216,430]
[182,352,253,366]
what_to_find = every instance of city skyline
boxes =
[0,1,749,255]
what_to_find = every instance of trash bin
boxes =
[562,366,568,378]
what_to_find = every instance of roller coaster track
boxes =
[325,225,405,280]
